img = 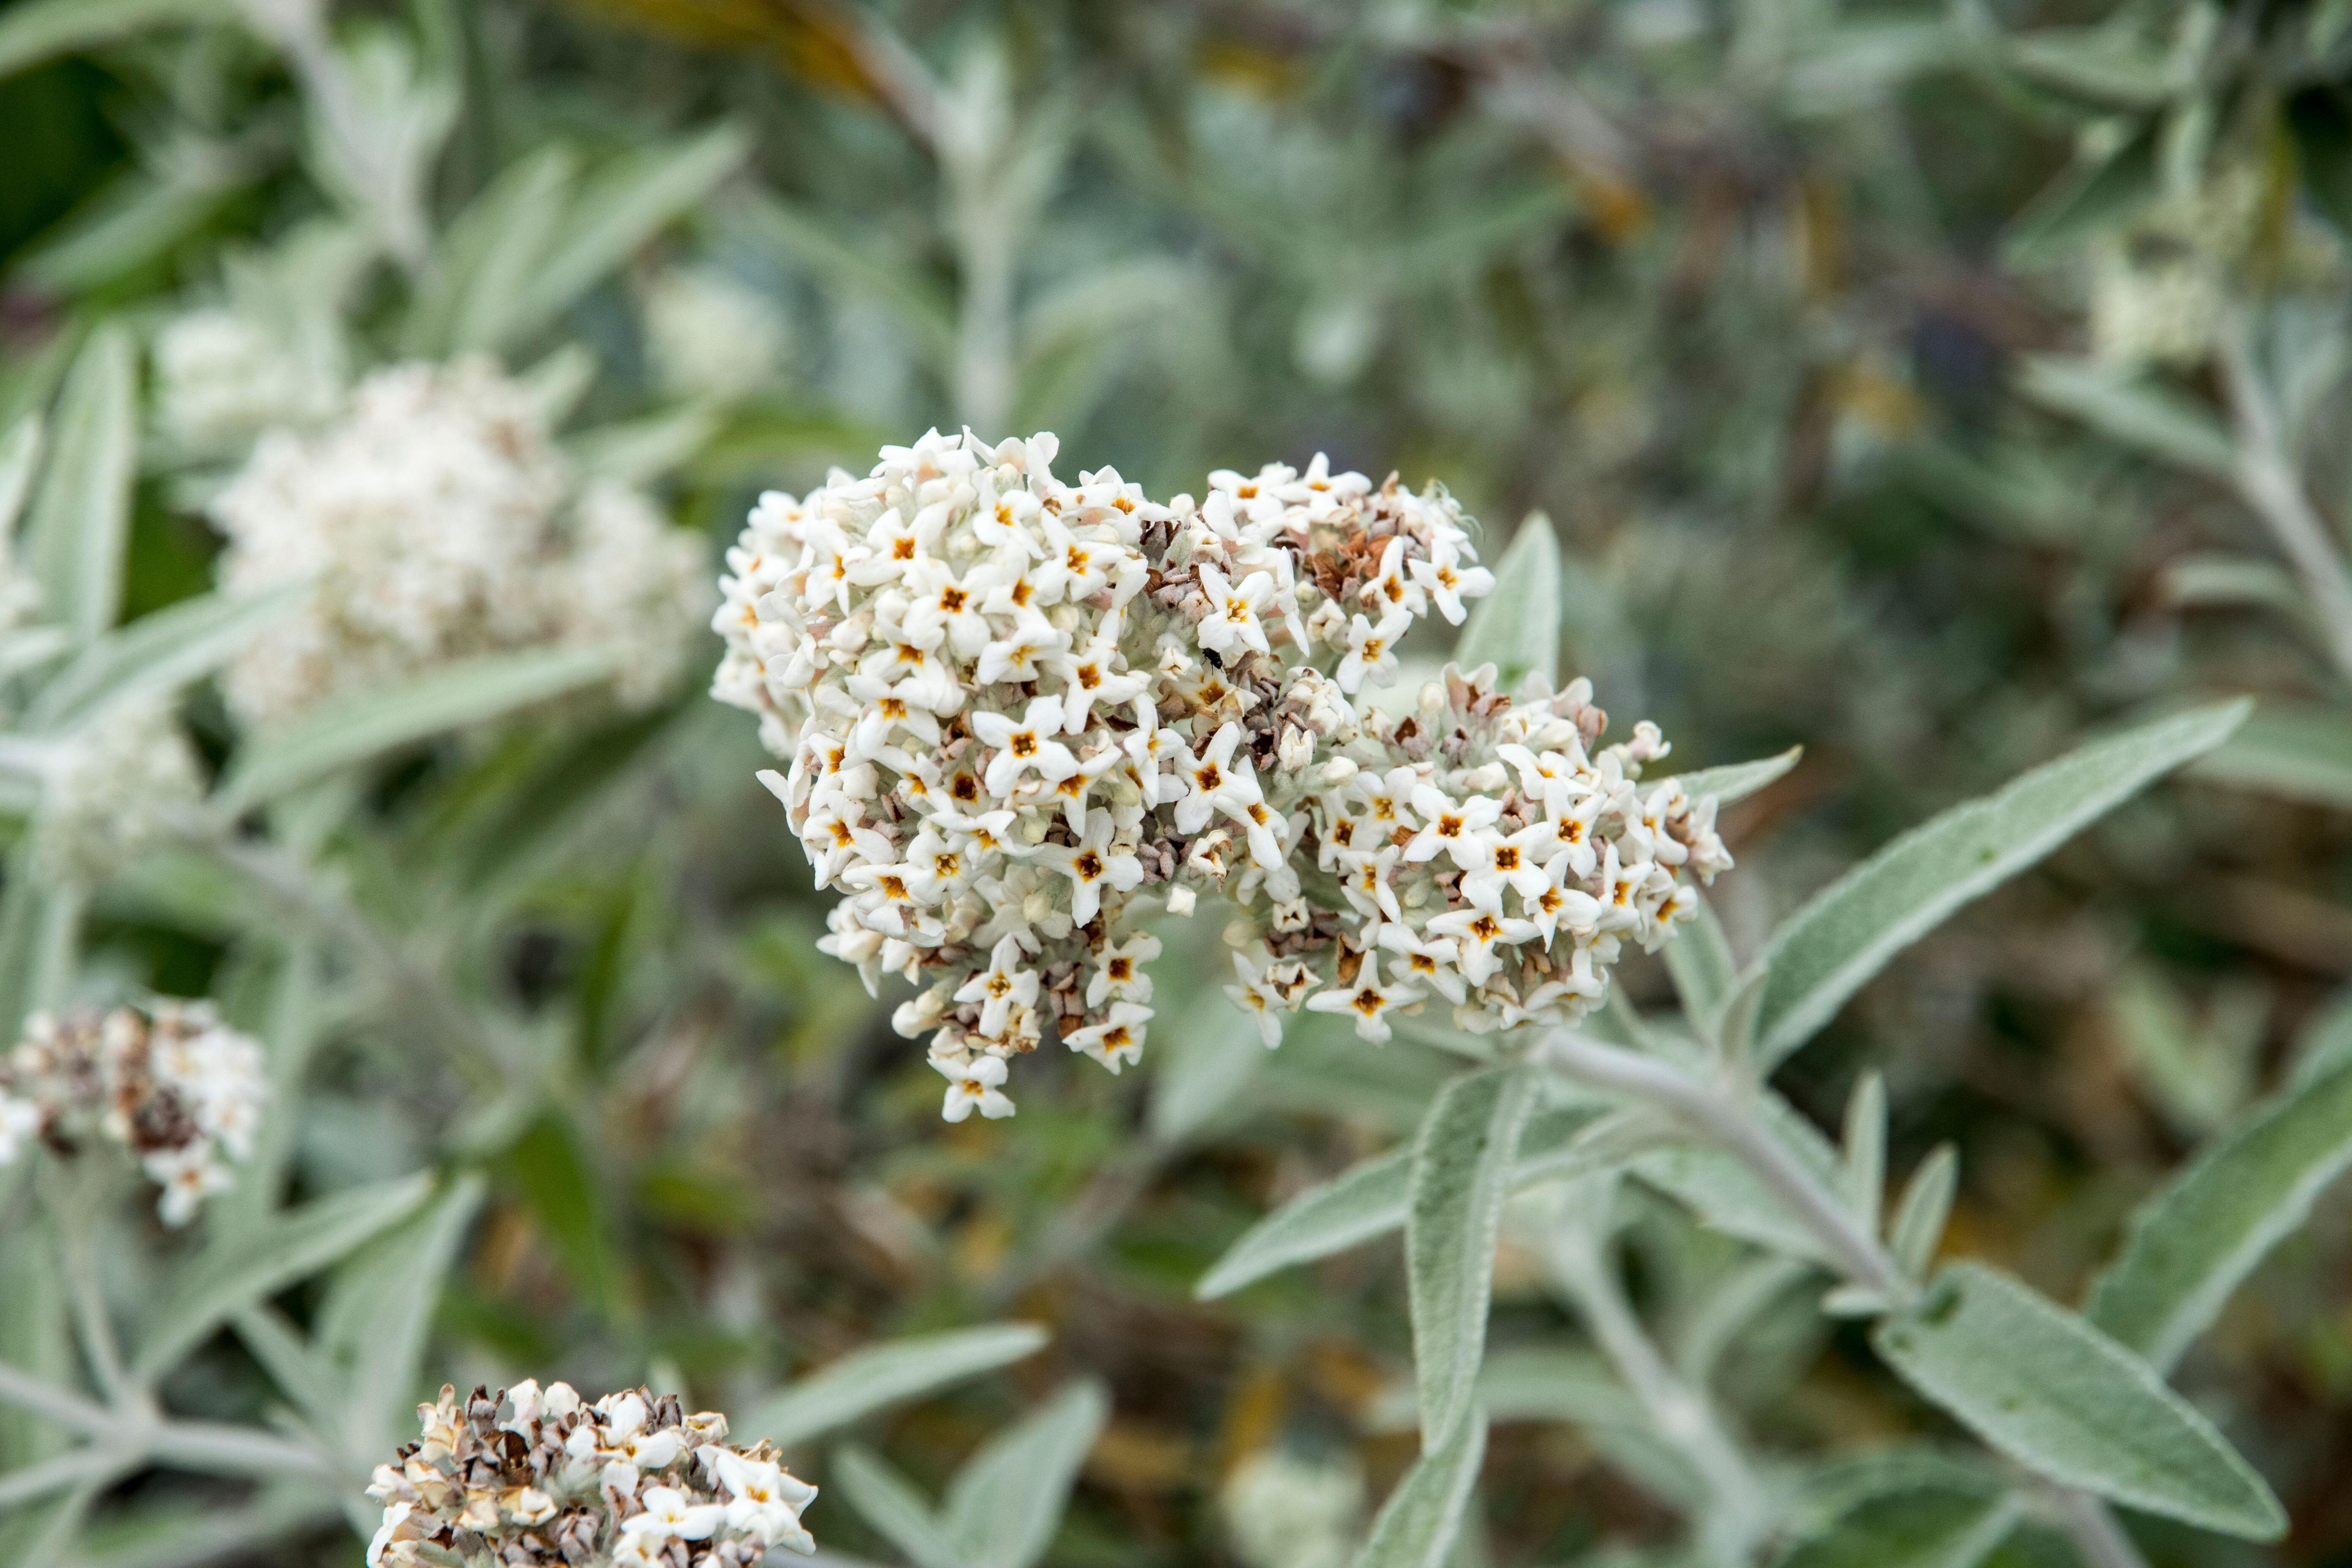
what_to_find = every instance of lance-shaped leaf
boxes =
[1351,1408,1488,1568]
[134,1172,434,1381]
[0,0,225,80]
[1454,517,1561,692]
[1661,745,1803,806]
[742,1322,1050,1449]
[0,415,41,533]
[404,147,576,358]
[2086,1057,2352,1373]
[1871,1264,2284,1539]
[1754,701,2249,1070]
[316,1175,488,1454]
[22,324,135,646]
[216,645,619,812]
[2018,356,2235,478]
[943,1380,1109,1568]
[1408,1066,1535,1448]
[2186,701,2352,811]
[27,584,306,732]
[834,1446,961,1568]
[1197,1104,1609,1299]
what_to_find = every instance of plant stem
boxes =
[0,1362,112,1440]
[1539,1219,1771,1563]
[2217,321,2352,685]
[1530,1028,2153,1568]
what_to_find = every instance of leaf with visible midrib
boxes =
[1755,702,2249,1070]
[943,1381,1108,1568]
[1407,1066,1535,1449]
[2086,1057,2352,1372]
[1871,1264,2283,1540]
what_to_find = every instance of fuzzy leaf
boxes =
[2085,1057,2352,1373]
[1408,1066,1535,1448]
[403,148,577,358]
[943,1380,1108,1568]
[1661,891,1739,1035]
[1195,1103,1613,1299]
[27,585,306,732]
[1454,516,1561,692]
[0,415,41,535]
[744,1323,1050,1449]
[1872,1264,2284,1538]
[1889,1145,1959,1281]
[0,0,224,79]
[1755,701,2249,1069]
[1661,746,1802,806]
[217,645,619,812]
[2018,357,2235,479]
[1351,1407,1488,1568]
[834,1446,961,1568]
[22,324,135,645]
[134,1172,434,1381]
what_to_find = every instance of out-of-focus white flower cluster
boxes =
[1219,1448,1364,1568]
[366,1381,817,1568]
[32,697,204,881]
[154,309,341,451]
[0,1001,268,1225]
[711,429,1728,1119]
[209,358,709,729]
[643,267,788,402]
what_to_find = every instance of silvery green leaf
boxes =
[23,323,135,646]
[567,404,721,486]
[742,1322,1049,1448]
[2186,701,2352,811]
[315,1175,486,1454]
[1148,987,1265,1144]
[64,1485,338,1568]
[1453,517,1561,692]
[1889,1145,1959,1281]
[27,584,306,733]
[1777,1487,2020,1568]
[2104,964,2257,1137]
[510,125,749,348]
[16,155,247,296]
[2004,26,2181,107]
[516,345,599,426]
[1660,746,1802,806]
[1842,1073,1886,1236]
[1821,1285,1892,1319]
[1871,1264,2284,1539]
[403,147,576,358]
[133,1171,434,1381]
[1195,1104,1613,1299]
[2084,1055,2352,1373]
[0,1217,71,1472]
[2288,983,2352,1090]
[1754,701,2250,1071]
[1631,1091,1842,1260]
[942,1380,1108,1568]
[0,0,225,79]
[726,197,956,367]
[2017,358,2235,479]
[1365,1347,1643,1433]
[229,1304,340,1440]
[833,1446,961,1568]
[216,644,620,812]
[1408,1066,1535,1449]
[0,415,41,536]
[1351,1407,1487,1568]
[1661,890,1737,1033]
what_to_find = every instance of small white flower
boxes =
[1408,532,1495,624]
[1304,951,1422,1044]
[1336,608,1410,693]
[1065,1003,1153,1073]
[939,1054,1017,1122]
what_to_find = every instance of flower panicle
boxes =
[0,1000,269,1224]
[711,428,1730,1118]
[367,1380,817,1568]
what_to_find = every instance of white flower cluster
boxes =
[210,358,708,729]
[32,696,204,881]
[712,429,1727,1119]
[1220,1448,1364,1568]
[367,1382,816,1568]
[0,1001,268,1224]
[153,308,339,450]
[643,267,788,402]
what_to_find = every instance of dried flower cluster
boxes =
[209,358,710,729]
[367,1381,816,1568]
[712,429,1727,1118]
[0,1001,268,1224]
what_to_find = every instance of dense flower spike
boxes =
[713,430,1727,1116]
[209,358,709,728]
[366,1382,816,1568]
[0,1001,268,1224]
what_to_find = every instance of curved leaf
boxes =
[1351,1408,1487,1568]
[28,585,306,732]
[1872,1264,2283,1539]
[1755,701,2249,1070]
[1408,1066,1534,1448]
[1661,746,1803,807]
[1454,516,1561,692]
[23,323,135,645]
[743,1322,1050,1449]
[944,1380,1108,1568]
[2086,1058,2352,1372]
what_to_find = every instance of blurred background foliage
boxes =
[6,0,2352,1563]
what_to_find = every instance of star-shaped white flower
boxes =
[1304,950,1423,1043]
